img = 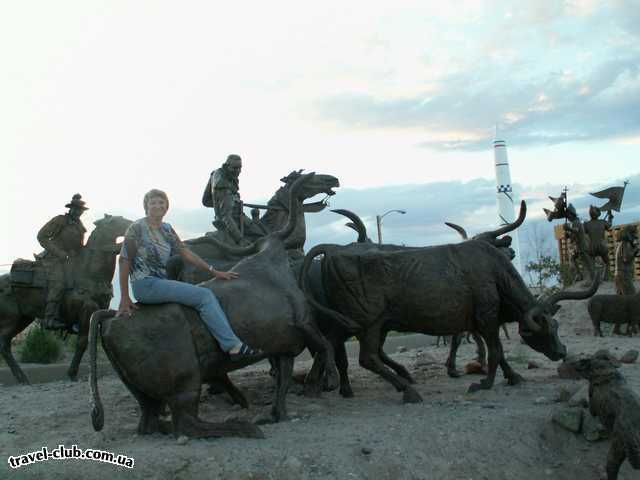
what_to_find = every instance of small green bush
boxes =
[18,326,63,364]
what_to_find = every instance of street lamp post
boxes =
[376,209,406,244]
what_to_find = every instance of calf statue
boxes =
[588,289,640,337]
[572,354,640,480]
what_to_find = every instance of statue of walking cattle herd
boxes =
[2,162,639,479]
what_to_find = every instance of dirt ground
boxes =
[2,281,639,480]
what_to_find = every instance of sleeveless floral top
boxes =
[120,218,184,281]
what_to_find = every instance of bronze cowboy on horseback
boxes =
[202,154,266,246]
[37,194,88,329]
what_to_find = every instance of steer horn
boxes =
[523,269,602,333]
[332,209,370,243]
[484,200,527,238]
[522,306,543,333]
[544,269,602,309]
[444,222,468,240]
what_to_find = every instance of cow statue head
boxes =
[519,270,601,360]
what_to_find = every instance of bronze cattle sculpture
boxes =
[588,290,640,336]
[90,174,333,439]
[301,235,601,402]
[304,205,526,396]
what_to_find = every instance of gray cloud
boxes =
[315,2,640,151]
[317,53,640,151]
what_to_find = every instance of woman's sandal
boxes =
[228,343,263,361]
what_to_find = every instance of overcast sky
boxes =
[2,1,639,271]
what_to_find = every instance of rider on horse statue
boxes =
[37,193,88,329]
[202,154,264,245]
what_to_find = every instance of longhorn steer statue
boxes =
[303,204,527,395]
[301,234,601,402]
[90,174,332,439]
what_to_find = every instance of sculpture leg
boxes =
[378,330,415,383]
[0,311,32,385]
[136,392,168,435]
[217,374,249,409]
[169,389,263,439]
[67,304,95,381]
[299,316,337,395]
[357,325,422,403]
[497,342,524,385]
[271,354,294,422]
[1,332,30,385]
[501,324,510,340]
[605,436,626,480]
[445,334,464,378]
[468,330,501,393]
[334,336,354,398]
[472,332,488,372]
[42,263,66,330]
[600,253,610,281]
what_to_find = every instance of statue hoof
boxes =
[303,385,322,398]
[467,382,483,394]
[402,388,423,404]
[340,386,354,398]
[507,374,524,386]
[252,412,277,425]
[323,372,340,392]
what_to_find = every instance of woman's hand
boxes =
[213,268,239,280]
[118,296,138,317]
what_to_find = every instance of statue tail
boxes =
[89,309,116,431]
[299,244,361,334]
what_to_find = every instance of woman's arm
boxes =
[117,237,139,316]
[117,257,138,315]
[180,248,239,280]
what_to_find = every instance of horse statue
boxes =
[1,214,132,384]
[167,170,339,284]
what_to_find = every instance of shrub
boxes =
[18,326,63,364]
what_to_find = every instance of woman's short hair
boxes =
[143,189,169,214]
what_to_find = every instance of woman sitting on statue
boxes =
[117,188,260,359]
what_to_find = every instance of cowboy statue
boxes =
[583,205,612,280]
[202,154,265,245]
[37,194,88,329]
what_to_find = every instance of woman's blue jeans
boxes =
[132,276,240,352]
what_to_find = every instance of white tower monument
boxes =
[493,135,522,272]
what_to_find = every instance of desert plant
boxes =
[18,326,63,364]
